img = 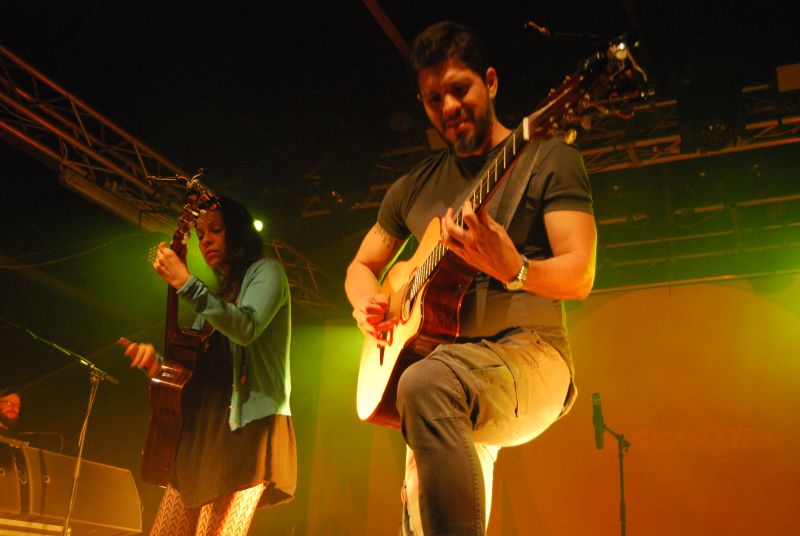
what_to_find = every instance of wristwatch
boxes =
[504,254,529,291]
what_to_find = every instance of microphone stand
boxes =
[524,20,604,47]
[1,317,118,536]
[601,421,631,536]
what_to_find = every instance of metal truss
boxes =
[0,44,340,313]
[580,84,800,175]
[0,43,185,233]
[302,84,800,217]
[266,240,343,313]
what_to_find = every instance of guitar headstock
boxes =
[166,170,219,259]
[525,34,649,143]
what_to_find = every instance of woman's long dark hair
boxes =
[214,197,264,301]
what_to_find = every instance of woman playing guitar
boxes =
[122,197,295,536]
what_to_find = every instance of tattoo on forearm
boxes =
[372,223,399,248]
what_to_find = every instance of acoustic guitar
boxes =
[120,174,218,485]
[356,36,647,428]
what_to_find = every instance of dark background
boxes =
[4,1,798,241]
[1,1,799,532]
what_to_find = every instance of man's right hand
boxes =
[352,294,397,346]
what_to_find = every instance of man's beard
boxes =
[0,413,18,430]
[446,111,491,156]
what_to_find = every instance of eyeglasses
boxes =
[0,400,20,409]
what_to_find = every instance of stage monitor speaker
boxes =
[0,442,23,517]
[1,443,141,535]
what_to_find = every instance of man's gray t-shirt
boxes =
[377,136,593,368]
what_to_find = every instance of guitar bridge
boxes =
[376,328,394,365]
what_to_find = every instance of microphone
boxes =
[524,20,551,38]
[523,20,603,46]
[591,392,605,450]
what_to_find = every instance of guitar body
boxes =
[141,321,204,486]
[357,218,475,428]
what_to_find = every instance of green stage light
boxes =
[253,219,264,232]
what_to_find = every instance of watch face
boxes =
[506,279,524,291]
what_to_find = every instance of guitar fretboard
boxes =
[407,119,530,302]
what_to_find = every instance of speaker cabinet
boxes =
[0,443,22,517]
[1,442,141,535]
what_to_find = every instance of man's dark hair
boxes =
[215,197,264,301]
[407,20,490,80]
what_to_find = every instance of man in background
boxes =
[0,388,21,437]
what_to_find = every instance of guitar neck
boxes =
[164,225,188,338]
[410,119,532,293]
[165,286,180,337]
[455,119,531,222]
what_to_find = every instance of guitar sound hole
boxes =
[401,280,416,322]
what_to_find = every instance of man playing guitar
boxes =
[345,21,596,535]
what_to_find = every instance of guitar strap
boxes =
[472,138,544,323]
[485,138,544,229]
